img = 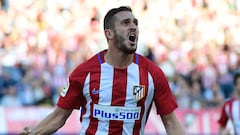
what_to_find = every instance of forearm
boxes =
[29,107,72,135]
[164,119,186,135]
[161,112,186,135]
[30,112,65,134]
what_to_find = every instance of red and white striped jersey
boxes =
[218,98,240,134]
[57,50,178,135]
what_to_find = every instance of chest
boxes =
[82,65,154,106]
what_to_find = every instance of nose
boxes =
[130,22,137,30]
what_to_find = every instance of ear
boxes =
[104,29,114,40]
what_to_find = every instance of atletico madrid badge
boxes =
[133,85,145,101]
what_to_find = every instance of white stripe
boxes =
[232,100,240,134]
[232,100,238,121]
[125,63,139,106]
[122,63,140,134]
[98,63,113,105]
[140,73,154,134]
[95,63,114,135]
[80,73,91,135]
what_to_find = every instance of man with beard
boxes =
[18,6,186,135]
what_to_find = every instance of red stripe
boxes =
[133,64,148,135]
[229,99,233,120]
[108,68,127,134]
[85,67,101,134]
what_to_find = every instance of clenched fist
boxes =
[18,127,32,135]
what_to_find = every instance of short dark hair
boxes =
[233,72,240,85]
[103,6,132,30]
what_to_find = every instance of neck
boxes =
[104,50,134,69]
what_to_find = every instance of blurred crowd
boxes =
[0,0,240,109]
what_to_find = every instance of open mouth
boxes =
[128,33,136,43]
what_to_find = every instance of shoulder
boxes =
[137,54,160,70]
[69,52,101,78]
[136,54,165,75]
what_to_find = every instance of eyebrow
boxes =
[121,18,138,22]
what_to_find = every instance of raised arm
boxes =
[161,112,186,135]
[18,106,73,135]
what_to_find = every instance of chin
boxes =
[126,49,136,54]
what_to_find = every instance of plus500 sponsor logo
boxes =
[93,105,140,122]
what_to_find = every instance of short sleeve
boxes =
[153,68,178,115]
[57,77,83,110]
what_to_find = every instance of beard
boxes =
[113,30,137,54]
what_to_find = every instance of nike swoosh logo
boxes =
[92,89,100,94]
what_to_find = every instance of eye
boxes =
[123,19,131,26]
[134,19,138,26]
[122,19,138,26]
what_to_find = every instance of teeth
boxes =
[129,33,136,42]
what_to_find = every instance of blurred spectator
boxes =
[1,85,22,107]
[0,0,8,11]
[0,0,240,108]
[203,82,225,108]
[189,81,205,109]
[172,74,191,109]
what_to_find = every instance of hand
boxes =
[18,127,32,135]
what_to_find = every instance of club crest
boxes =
[133,85,145,101]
